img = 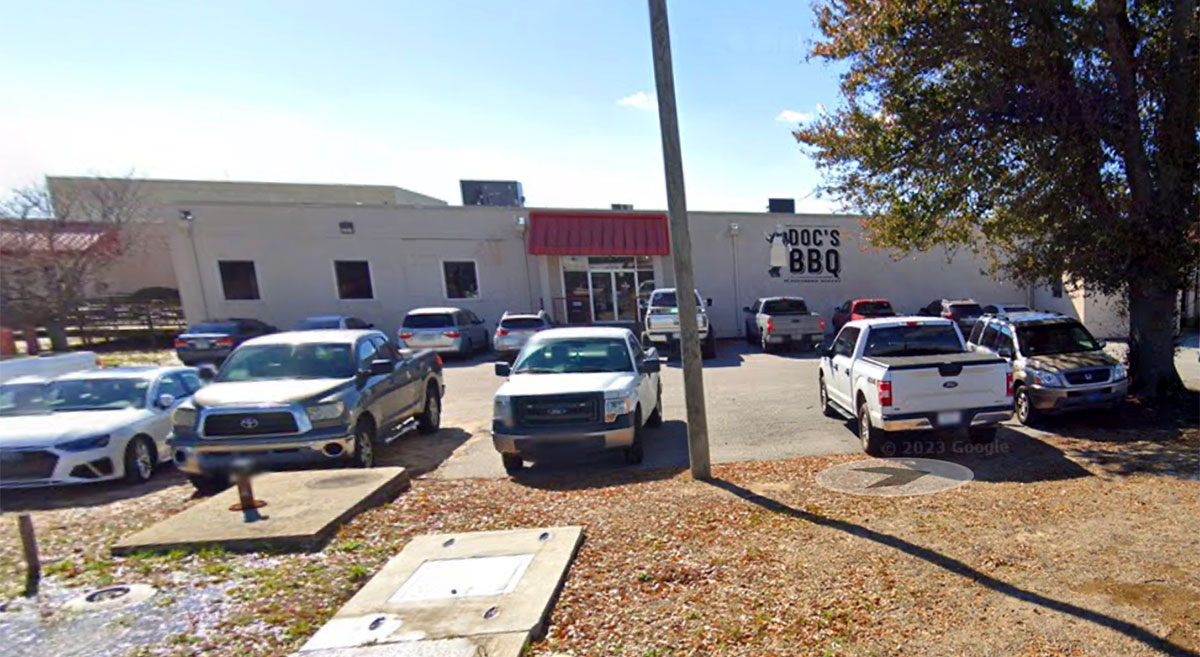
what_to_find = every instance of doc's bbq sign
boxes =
[766,225,842,283]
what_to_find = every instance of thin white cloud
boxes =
[617,91,656,111]
[775,109,814,124]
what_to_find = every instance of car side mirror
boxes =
[997,347,1013,359]
[640,358,661,374]
[196,365,217,381]
[706,298,713,307]
[1097,339,1107,348]
[742,306,751,313]
[397,348,414,361]
[494,361,511,377]
[367,359,393,376]
[366,322,375,329]
[821,346,834,358]
[156,393,176,409]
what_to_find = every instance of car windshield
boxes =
[948,303,983,318]
[863,324,964,357]
[649,291,702,310]
[188,322,238,334]
[42,378,150,412]
[762,299,808,315]
[294,317,341,330]
[217,343,355,381]
[513,338,632,374]
[0,383,51,416]
[404,314,453,329]
[855,301,894,315]
[500,317,545,329]
[1017,322,1101,356]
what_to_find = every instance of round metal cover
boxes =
[63,583,157,612]
[306,473,376,490]
[815,458,974,497]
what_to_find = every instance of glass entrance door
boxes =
[561,256,656,324]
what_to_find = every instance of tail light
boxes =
[215,337,235,347]
[852,313,863,321]
[399,331,414,340]
[765,318,774,334]
[174,339,187,348]
[434,354,443,367]
[818,317,826,331]
[496,329,510,337]
[879,380,893,407]
[443,331,462,338]
[1006,372,1013,397]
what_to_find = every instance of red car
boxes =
[831,298,897,332]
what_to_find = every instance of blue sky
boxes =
[0,1,845,211]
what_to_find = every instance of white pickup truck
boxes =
[818,317,1012,455]
[642,288,717,358]
[491,327,663,474]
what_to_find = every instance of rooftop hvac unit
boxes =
[461,180,525,207]
[768,198,795,213]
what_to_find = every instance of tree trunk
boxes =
[1127,279,1184,397]
[45,321,69,352]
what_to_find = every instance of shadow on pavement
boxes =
[661,341,746,369]
[376,426,473,478]
[510,420,688,491]
[0,468,188,512]
[437,351,496,369]
[708,477,1199,657]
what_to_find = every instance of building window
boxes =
[218,260,260,300]
[334,260,374,299]
[442,260,479,299]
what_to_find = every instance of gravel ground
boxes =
[1,396,1196,657]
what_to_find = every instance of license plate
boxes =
[937,411,961,426]
[192,340,210,349]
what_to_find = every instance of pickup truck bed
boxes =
[861,352,1006,370]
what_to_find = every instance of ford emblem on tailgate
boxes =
[942,381,958,389]
[240,417,260,430]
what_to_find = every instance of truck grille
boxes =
[0,450,58,480]
[515,393,601,426]
[204,411,299,437]
[1063,368,1111,386]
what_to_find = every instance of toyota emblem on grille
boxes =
[240,417,260,430]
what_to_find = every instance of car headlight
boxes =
[172,406,197,430]
[1030,368,1063,387]
[57,435,111,452]
[494,396,514,427]
[1113,364,1127,380]
[306,401,346,422]
[604,392,636,423]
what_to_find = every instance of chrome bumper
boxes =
[1028,379,1128,411]
[879,406,1013,432]
[492,425,636,455]
[170,434,355,474]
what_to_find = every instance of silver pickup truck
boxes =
[743,296,826,352]
[169,329,444,493]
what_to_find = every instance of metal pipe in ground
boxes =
[17,514,40,597]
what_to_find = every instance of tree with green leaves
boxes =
[796,0,1198,396]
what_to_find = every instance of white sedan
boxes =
[0,367,204,488]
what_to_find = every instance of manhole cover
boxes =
[816,458,974,497]
[63,583,157,612]
[306,473,376,490]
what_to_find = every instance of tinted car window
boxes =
[995,326,1015,354]
[979,325,1000,349]
[180,372,203,393]
[968,321,985,344]
[749,300,762,313]
[514,338,633,374]
[947,303,984,318]
[500,317,546,329]
[218,344,355,381]
[648,291,702,308]
[157,374,187,399]
[1016,322,1100,356]
[854,301,894,316]
[761,299,808,315]
[188,322,238,334]
[862,324,963,357]
[833,327,860,357]
[403,314,453,329]
[294,318,341,330]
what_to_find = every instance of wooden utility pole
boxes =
[18,514,40,596]
[648,0,711,479]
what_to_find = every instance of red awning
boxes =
[526,210,670,256]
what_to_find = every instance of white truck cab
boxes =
[491,327,663,473]
[818,317,1013,455]
[642,288,717,358]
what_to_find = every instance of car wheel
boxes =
[646,384,663,427]
[858,401,886,456]
[460,338,473,359]
[188,473,230,496]
[1014,385,1036,425]
[417,384,441,434]
[624,409,645,465]
[702,333,717,359]
[352,419,376,468]
[819,376,837,418]
[969,426,998,443]
[501,453,524,475]
[744,322,754,344]
[759,331,772,354]
[122,436,156,484]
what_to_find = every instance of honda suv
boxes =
[967,312,1127,424]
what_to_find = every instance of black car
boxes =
[174,318,277,366]
[293,315,374,331]
[918,298,984,337]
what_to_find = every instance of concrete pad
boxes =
[295,526,583,657]
[112,468,409,555]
